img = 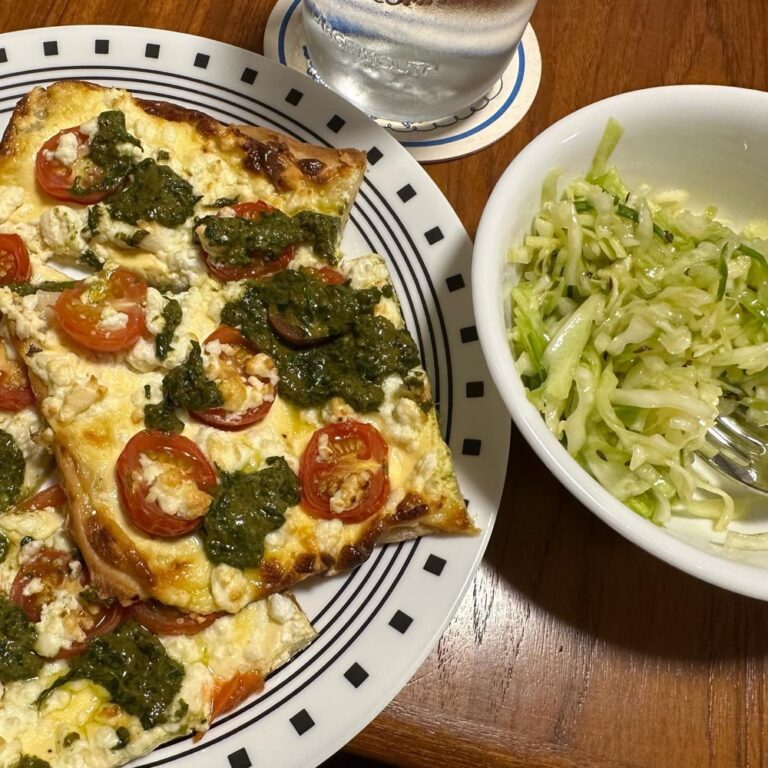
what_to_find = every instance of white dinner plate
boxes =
[0,25,510,768]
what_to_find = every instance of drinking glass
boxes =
[301,0,538,125]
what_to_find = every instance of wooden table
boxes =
[3,1,767,766]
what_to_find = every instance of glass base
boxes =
[303,45,501,130]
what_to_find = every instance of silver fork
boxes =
[700,409,768,493]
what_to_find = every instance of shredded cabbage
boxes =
[507,120,768,532]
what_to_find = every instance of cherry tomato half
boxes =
[54,268,147,353]
[35,127,118,205]
[55,600,125,659]
[116,429,218,537]
[0,234,31,285]
[15,484,67,513]
[191,326,276,431]
[201,201,294,281]
[0,342,34,412]
[10,547,125,659]
[299,421,389,523]
[128,600,224,636]
[10,548,78,622]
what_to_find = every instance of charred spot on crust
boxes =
[320,552,336,569]
[257,558,285,595]
[242,138,291,191]
[336,524,379,571]
[391,492,430,523]
[297,157,327,180]
[292,552,316,574]
[135,98,221,137]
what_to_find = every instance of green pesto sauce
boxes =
[220,269,422,412]
[144,341,223,432]
[0,595,42,683]
[201,456,299,569]
[15,757,51,768]
[113,725,131,750]
[8,280,78,297]
[154,298,182,361]
[107,158,200,228]
[71,110,141,198]
[78,247,104,272]
[39,620,184,730]
[0,530,8,563]
[197,209,340,265]
[0,429,24,511]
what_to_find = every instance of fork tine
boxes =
[699,450,762,489]
[717,413,768,456]
[705,424,750,467]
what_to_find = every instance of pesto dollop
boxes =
[144,341,223,432]
[220,269,422,412]
[0,595,43,683]
[108,158,200,228]
[15,757,51,768]
[0,429,25,511]
[154,297,182,361]
[201,456,299,569]
[71,110,141,199]
[0,530,9,563]
[39,620,184,730]
[197,209,340,265]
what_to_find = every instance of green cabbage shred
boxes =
[508,120,768,533]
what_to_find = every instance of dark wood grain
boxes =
[2,1,767,766]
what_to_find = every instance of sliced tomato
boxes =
[55,599,125,659]
[0,344,34,412]
[54,268,147,353]
[0,233,31,285]
[210,670,264,723]
[300,421,389,523]
[128,600,224,636]
[16,484,67,513]
[10,548,85,622]
[35,127,118,204]
[310,266,346,285]
[10,546,125,657]
[201,201,294,281]
[191,325,276,431]
[116,429,218,537]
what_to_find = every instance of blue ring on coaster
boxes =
[264,0,542,162]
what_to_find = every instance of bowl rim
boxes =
[473,84,768,601]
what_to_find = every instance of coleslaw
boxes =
[507,119,768,533]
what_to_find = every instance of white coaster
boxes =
[264,0,542,163]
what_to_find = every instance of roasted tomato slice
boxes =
[56,599,125,659]
[10,547,124,657]
[54,268,148,353]
[35,127,119,204]
[310,266,346,286]
[300,421,390,523]
[210,670,264,723]
[191,325,277,431]
[0,233,31,285]
[201,201,294,281]
[10,548,77,622]
[16,484,67,512]
[128,600,224,636]
[116,429,218,537]
[0,342,34,412]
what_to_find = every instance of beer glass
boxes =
[301,0,538,125]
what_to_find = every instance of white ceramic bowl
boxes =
[473,85,768,600]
